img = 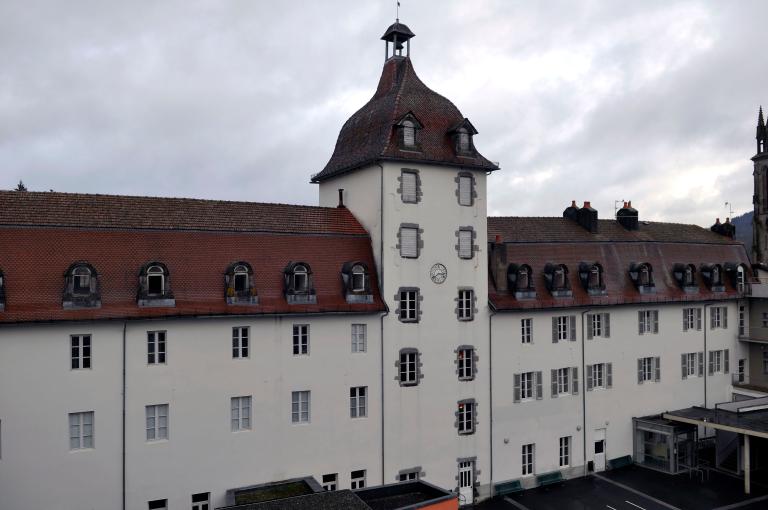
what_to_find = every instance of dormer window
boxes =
[403,120,415,147]
[672,263,698,294]
[579,262,606,296]
[396,113,422,151]
[342,262,373,304]
[639,265,651,286]
[684,266,694,286]
[284,262,317,304]
[544,263,572,297]
[450,118,478,156]
[629,262,655,294]
[554,267,566,288]
[701,264,725,292]
[737,265,746,292]
[63,262,100,309]
[225,262,257,305]
[507,263,536,299]
[458,129,470,152]
[138,262,175,307]
[518,267,529,289]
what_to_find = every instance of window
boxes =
[684,265,694,286]
[322,473,338,491]
[553,315,576,342]
[350,386,367,418]
[398,470,419,482]
[139,262,173,305]
[521,318,532,344]
[71,334,91,369]
[711,306,728,329]
[514,371,542,402]
[72,266,92,294]
[763,351,768,375]
[554,267,566,289]
[639,264,652,286]
[737,359,746,383]
[683,308,702,331]
[458,228,473,259]
[69,411,94,450]
[458,174,473,206]
[232,327,249,359]
[293,324,309,355]
[399,349,419,386]
[638,310,659,335]
[231,396,251,431]
[147,265,165,295]
[401,170,418,203]
[681,352,703,379]
[457,128,471,153]
[192,493,210,510]
[147,331,166,365]
[457,347,475,381]
[402,120,415,147]
[226,262,256,304]
[457,400,475,434]
[148,500,167,510]
[551,367,578,397]
[457,289,474,320]
[398,289,418,322]
[559,437,571,467]
[517,266,530,291]
[63,263,100,308]
[737,265,746,292]
[763,312,768,328]
[588,265,601,289]
[291,391,310,423]
[351,470,366,490]
[638,357,661,383]
[522,443,535,476]
[292,264,309,292]
[233,265,249,293]
[708,349,729,375]
[146,404,168,441]
[587,363,612,390]
[399,226,419,258]
[586,313,610,339]
[351,324,367,353]
[739,306,746,336]
[351,265,366,292]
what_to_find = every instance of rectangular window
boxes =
[521,318,532,344]
[682,352,701,379]
[457,289,474,320]
[711,306,728,330]
[458,175,473,206]
[522,443,535,476]
[231,396,252,432]
[586,313,611,339]
[559,436,571,467]
[232,327,249,359]
[291,391,310,423]
[147,331,166,365]
[458,229,473,259]
[399,226,419,258]
[553,315,575,342]
[398,471,419,482]
[639,310,659,334]
[591,314,602,337]
[351,324,367,353]
[399,350,419,385]
[739,306,746,336]
[708,349,729,374]
[192,493,210,510]
[521,372,534,400]
[350,386,367,418]
[457,401,475,434]
[322,473,338,491]
[514,371,543,402]
[399,289,418,322]
[738,359,746,383]
[762,312,768,328]
[351,470,366,490]
[457,347,474,381]
[148,500,167,510]
[683,308,702,332]
[587,363,613,390]
[69,411,94,450]
[401,171,418,203]
[146,404,168,441]
[71,335,91,369]
[638,357,660,383]
[556,367,570,395]
[293,324,309,355]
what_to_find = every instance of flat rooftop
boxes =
[663,397,768,438]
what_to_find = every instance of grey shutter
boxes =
[654,356,661,382]
[708,351,714,376]
[652,311,659,333]
[696,308,702,330]
[401,172,417,202]
[724,349,730,373]
[723,307,728,329]
[458,230,472,258]
[400,227,418,257]
[459,176,472,206]
[681,354,688,380]
[586,365,593,391]
[638,311,645,335]
[572,367,579,395]
[552,317,558,343]
[551,369,558,397]
[710,309,716,329]
[637,359,644,384]
[570,316,577,341]
[683,310,688,332]
[513,374,521,403]
[586,314,593,340]
[606,363,613,388]
[698,352,704,376]
[535,371,543,400]
[603,313,611,338]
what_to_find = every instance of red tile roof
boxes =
[312,57,498,182]
[488,217,751,311]
[0,192,385,323]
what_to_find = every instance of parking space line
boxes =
[712,493,768,510]
[626,501,646,510]
[593,474,682,510]
[504,496,533,510]
[606,506,617,510]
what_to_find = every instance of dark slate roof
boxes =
[312,57,498,182]
[381,21,415,41]
[219,490,370,510]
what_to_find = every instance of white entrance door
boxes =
[458,460,474,505]
[594,428,606,472]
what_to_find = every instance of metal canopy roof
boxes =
[663,400,768,439]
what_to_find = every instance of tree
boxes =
[15,180,27,192]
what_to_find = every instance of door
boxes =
[458,460,474,505]
[594,428,607,472]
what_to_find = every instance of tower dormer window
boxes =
[284,262,316,304]
[458,129,470,152]
[403,120,415,147]
[450,118,478,156]
[138,262,175,307]
[395,113,422,151]
[579,262,606,295]
[544,263,572,297]
[672,263,698,294]
[342,262,373,304]
[63,262,100,309]
[225,262,257,305]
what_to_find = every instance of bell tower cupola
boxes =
[381,20,415,60]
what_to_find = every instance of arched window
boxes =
[233,265,249,293]
[147,265,165,295]
[225,262,257,305]
[588,265,601,288]
[639,265,651,286]
[554,267,566,289]
[684,266,694,286]
[284,262,316,304]
[351,264,367,292]
[518,266,529,290]
[737,265,746,292]
[138,262,174,307]
[711,265,722,286]
[63,263,100,309]
[293,265,308,292]
[72,266,92,295]
[402,120,415,147]
[342,261,372,304]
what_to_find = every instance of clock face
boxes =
[430,263,447,284]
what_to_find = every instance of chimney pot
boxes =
[628,200,632,208]
[571,200,577,207]
[715,218,721,224]
[584,201,591,209]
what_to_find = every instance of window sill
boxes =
[459,377,475,382]
[457,317,474,322]
[286,294,317,305]
[63,300,102,310]
[346,294,374,304]
[458,430,475,436]
[138,298,176,308]
[226,296,259,305]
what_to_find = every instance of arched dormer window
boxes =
[701,263,725,292]
[284,262,317,304]
[629,262,655,294]
[138,262,175,307]
[396,113,422,151]
[507,263,536,299]
[63,262,100,309]
[0,269,5,312]
[672,263,698,294]
[684,266,694,286]
[225,262,257,305]
[544,263,572,297]
[554,267,566,288]
[579,262,606,296]
[518,266,529,290]
[342,262,373,304]
[737,264,747,292]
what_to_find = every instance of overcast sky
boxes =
[2,1,767,226]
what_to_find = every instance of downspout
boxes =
[378,162,386,485]
[580,309,591,477]
[704,303,711,408]
[121,321,127,510]
[488,307,496,490]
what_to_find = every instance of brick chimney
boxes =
[562,200,579,221]
[576,201,598,233]
[617,200,639,230]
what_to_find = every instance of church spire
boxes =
[757,106,766,154]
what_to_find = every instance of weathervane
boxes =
[396,1,400,21]
[724,201,734,219]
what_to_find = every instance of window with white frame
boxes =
[399,349,419,385]
[522,443,535,476]
[457,289,474,320]
[191,493,210,510]
[291,391,310,423]
[458,229,473,259]
[457,347,474,381]
[351,470,366,490]
[683,308,701,331]
[587,363,612,390]
[711,306,727,329]
[69,411,94,450]
[398,289,418,322]
[638,356,660,383]
[739,306,746,336]
[457,400,475,434]
[553,315,575,342]
[398,470,419,482]
[586,313,610,339]
[232,327,249,359]
[322,473,337,491]
[638,310,659,334]
[521,318,532,344]
[350,386,367,418]
[515,371,542,402]
[708,349,729,374]
[351,324,367,353]
[591,313,602,337]
[71,334,91,369]
[293,324,309,355]
[147,331,166,365]
[552,367,575,396]
[146,404,168,441]
[231,396,251,432]
[682,352,702,379]
[737,359,746,383]
[559,436,571,467]
[401,170,418,203]
[399,226,419,258]
[458,175,473,206]
[148,500,167,510]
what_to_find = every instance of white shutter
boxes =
[458,230,472,259]
[400,227,418,257]
[401,172,417,203]
[459,176,472,206]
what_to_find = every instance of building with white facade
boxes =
[0,20,755,510]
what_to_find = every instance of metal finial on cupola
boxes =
[381,17,415,61]
[757,106,766,154]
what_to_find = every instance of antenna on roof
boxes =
[396,0,400,21]
[724,201,734,220]
[614,199,625,218]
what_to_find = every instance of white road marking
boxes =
[504,496,533,510]
[626,501,646,510]
[606,506,617,510]
[593,474,682,510]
